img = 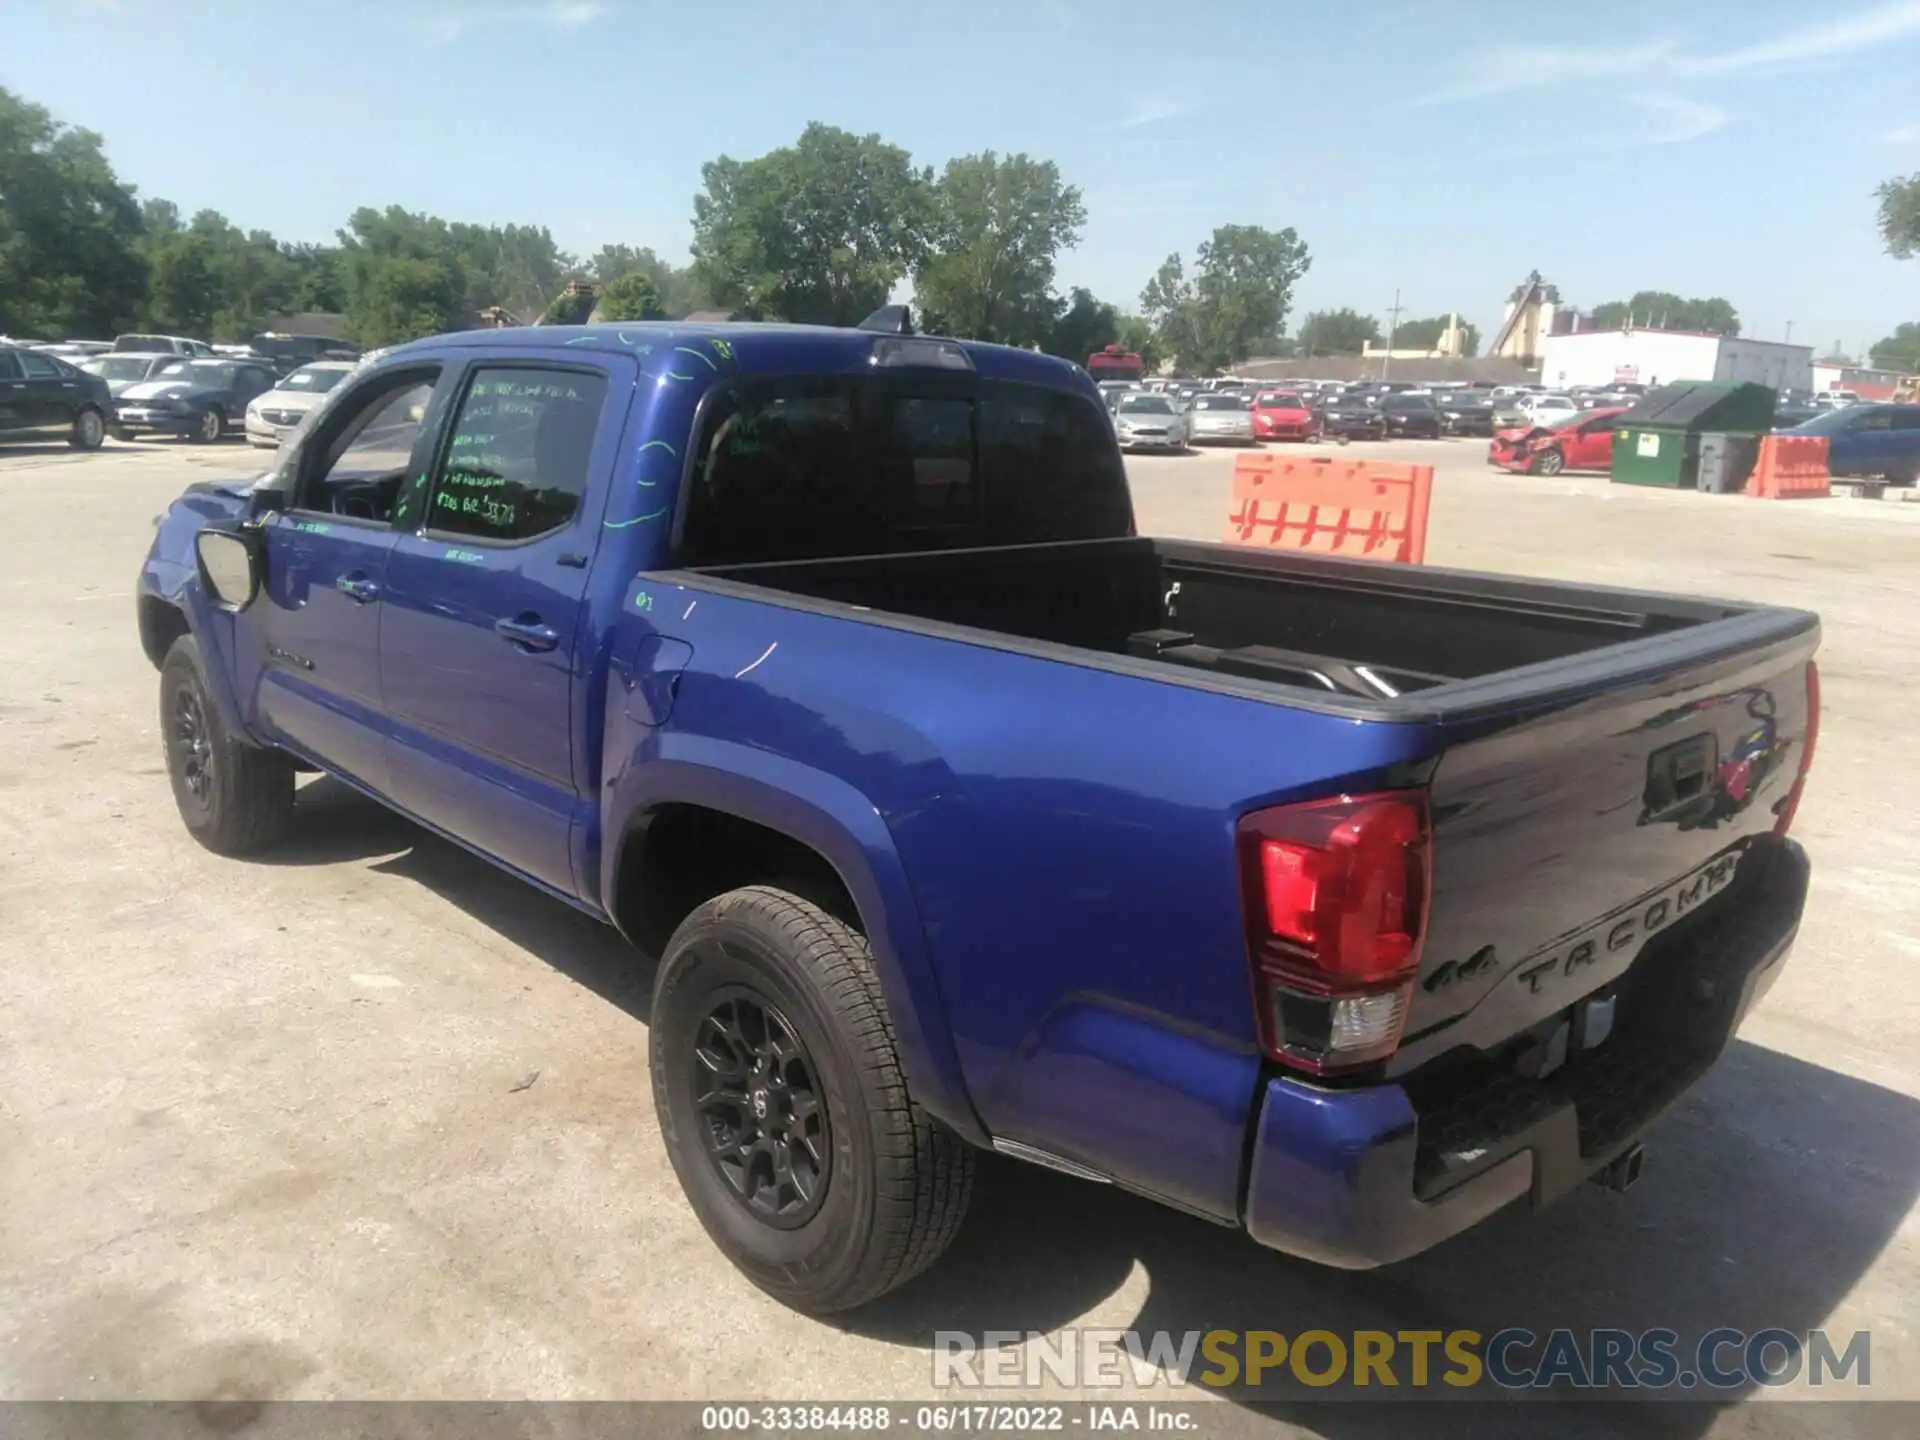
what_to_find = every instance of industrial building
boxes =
[1537,330,1812,392]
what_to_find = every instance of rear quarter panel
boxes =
[600,580,1443,1220]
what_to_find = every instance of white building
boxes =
[1537,330,1812,392]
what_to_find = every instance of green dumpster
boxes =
[1611,382,1777,489]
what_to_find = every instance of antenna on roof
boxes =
[857,304,915,336]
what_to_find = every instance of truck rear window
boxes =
[677,375,1131,565]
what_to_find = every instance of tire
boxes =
[651,885,976,1313]
[192,407,226,444]
[1532,447,1566,476]
[69,407,106,451]
[160,634,295,856]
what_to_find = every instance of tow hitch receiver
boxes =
[1589,1143,1646,1194]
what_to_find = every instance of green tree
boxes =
[1296,308,1379,356]
[0,87,147,338]
[538,283,596,325]
[1869,323,1920,371]
[1876,173,1920,258]
[1116,314,1161,372]
[1141,224,1311,372]
[142,230,224,337]
[590,243,707,317]
[913,151,1085,347]
[595,271,667,321]
[1390,314,1481,356]
[1590,291,1740,336]
[691,122,932,324]
[452,221,574,320]
[335,206,468,345]
[1042,287,1119,363]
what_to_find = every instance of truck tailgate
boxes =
[1392,619,1819,1075]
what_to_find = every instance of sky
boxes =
[8,0,1920,354]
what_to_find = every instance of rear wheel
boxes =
[192,407,225,444]
[651,885,975,1313]
[69,407,106,450]
[1532,447,1566,476]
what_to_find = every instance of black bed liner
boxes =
[668,536,1816,722]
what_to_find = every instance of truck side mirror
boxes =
[195,527,264,612]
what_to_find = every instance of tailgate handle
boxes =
[1643,733,1718,821]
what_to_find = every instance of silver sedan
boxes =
[1187,392,1256,445]
[1112,393,1189,452]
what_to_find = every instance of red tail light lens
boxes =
[1773,660,1820,837]
[1238,790,1431,1074]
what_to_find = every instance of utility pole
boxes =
[1381,288,1403,381]
[1784,320,1794,344]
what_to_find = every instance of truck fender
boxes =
[142,564,254,748]
[602,737,987,1145]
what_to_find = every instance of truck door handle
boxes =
[335,573,380,603]
[495,614,559,652]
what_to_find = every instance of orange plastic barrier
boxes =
[1222,454,1433,564]
[1745,435,1830,499]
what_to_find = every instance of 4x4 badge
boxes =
[1424,945,1497,993]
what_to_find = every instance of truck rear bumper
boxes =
[1243,837,1809,1269]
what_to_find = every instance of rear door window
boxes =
[678,375,1128,566]
[419,366,609,543]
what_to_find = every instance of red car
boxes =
[1251,390,1321,442]
[1489,406,1626,475]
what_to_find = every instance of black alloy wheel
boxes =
[692,987,832,1228]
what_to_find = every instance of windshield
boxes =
[1117,396,1173,414]
[157,361,234,384]
[1257,393,1305,408]
[86,356,161,380]
[1195,395,1247,410]
[277,366,349,393]
[1784,407,1871,436]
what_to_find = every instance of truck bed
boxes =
[683,536,1797,717]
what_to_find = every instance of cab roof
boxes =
[384,321,1094,393]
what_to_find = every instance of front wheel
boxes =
[161,635,295,855]
[192,407,225,444]
[1532,447,1566,476]
[651,885,976,1313]
[69,407,106,450]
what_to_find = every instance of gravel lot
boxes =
[3,434,1918,1435]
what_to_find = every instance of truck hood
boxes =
[120,381,202,402]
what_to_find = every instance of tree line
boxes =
[11,80,1901,375]
[0,89,1311,370]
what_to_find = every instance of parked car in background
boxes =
[1111,392,1190,452]
[0,343,115,449]
[1524,394,1579,426]
[1317,395,1388,443]
[81,352,190,398]
[1378,394,1446,439]
[1783,403,1920,485]
[1490,407,1626,475]
[37,340,113,359]
[111,334,215,358]
[1771,400,1820,430]
[1251,391,1320,442]
[244,360,358,448]
[1436,394,1495,437]
[116,357,277,443]
[1187,392,1256,444]
[249,332,360,374]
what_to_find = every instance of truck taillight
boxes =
[1773,661,1820,837]
[1237,791,1431,1075]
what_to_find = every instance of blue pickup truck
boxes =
[139,316,1820,1313]
[1781,402,1920,484]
